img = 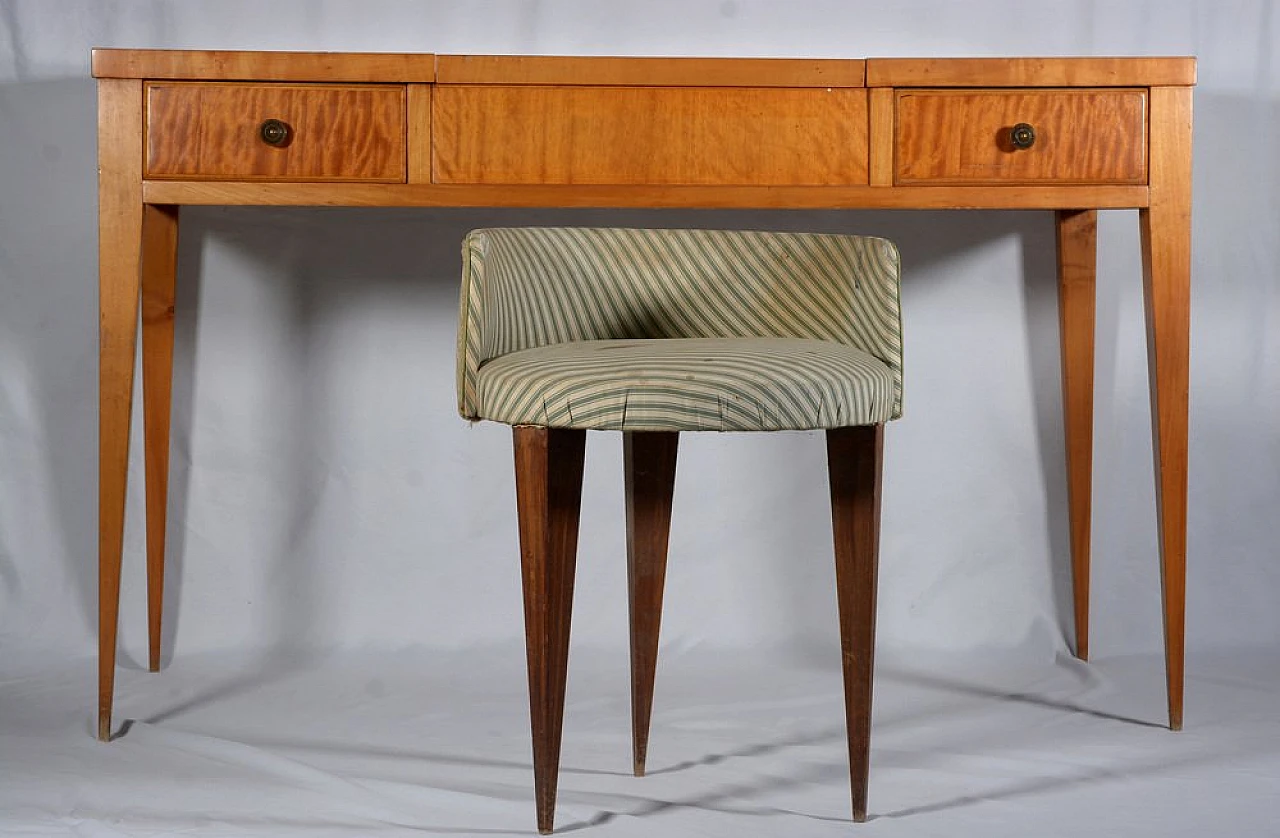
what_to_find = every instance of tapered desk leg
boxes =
[1141,86,1193,732]
[98,79,145,742]
[141,205,180,673]
[1056,209,1097,661]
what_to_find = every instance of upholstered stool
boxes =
[457,227,903,833]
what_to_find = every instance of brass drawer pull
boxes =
[259,118,292,147]
[1009,122,1036,149]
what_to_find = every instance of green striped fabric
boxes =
[458,227,903,431]
[475,337,895,431]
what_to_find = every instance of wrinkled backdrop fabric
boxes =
[0,2,1277,836]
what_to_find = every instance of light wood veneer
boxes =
[93,48,1196,829]
[433,85,868,186]
[895,89,1147,184]
[94,49,437,82]
[866,56,1195,87]
[436,54,865,86]
[145,82,406,181]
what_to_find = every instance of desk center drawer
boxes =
[433,85,868,186]
[145,82,406,182]
[894,88,1147,185]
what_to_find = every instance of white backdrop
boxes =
[2,0,1278,674]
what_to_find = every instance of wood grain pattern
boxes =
[433,85,868,186]
[1140,86,1193,732]
[868,88,895,187]
[1056,209,1097,662]
[437,54,865,87]
[406,84,433,184]
[94,53,1197,756]
[95,50,1196,88]
[98,78,145,742]
[896,89,1147,184]
[144,180,1150,210]
[93,48,437,82]
[827,424,884,823]
[140,204,180,674]
[623,431,678,778]
[867,57,1195,87]
[145,82,406,182]
[513,426,587,835]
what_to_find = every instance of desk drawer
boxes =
[433,85,868,186]
[145,82,406,182]
[894,89,1147,184]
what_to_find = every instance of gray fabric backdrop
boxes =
[1,0,1277,672]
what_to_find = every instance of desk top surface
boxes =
[91,49,1196,87]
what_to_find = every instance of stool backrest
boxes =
[458,227,902,419]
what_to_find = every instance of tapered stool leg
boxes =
[513,426,587,834]
[827,425,884,822]
[623,431,678,776]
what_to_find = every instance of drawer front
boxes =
[895,89,1147,184]
[433,85,868,186]
[146,83,406,182]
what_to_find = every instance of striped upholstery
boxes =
[458,227,903,431]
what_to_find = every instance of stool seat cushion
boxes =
[473,336,895,431]
[458,228,904,425]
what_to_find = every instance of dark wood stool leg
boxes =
[513,425,587,835]
[827,424,884,823]
[623,431,678,777]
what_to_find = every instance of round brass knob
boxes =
[1010,122,1036,150]
[259,119,292,147]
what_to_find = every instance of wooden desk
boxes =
[92,50,1195,742]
